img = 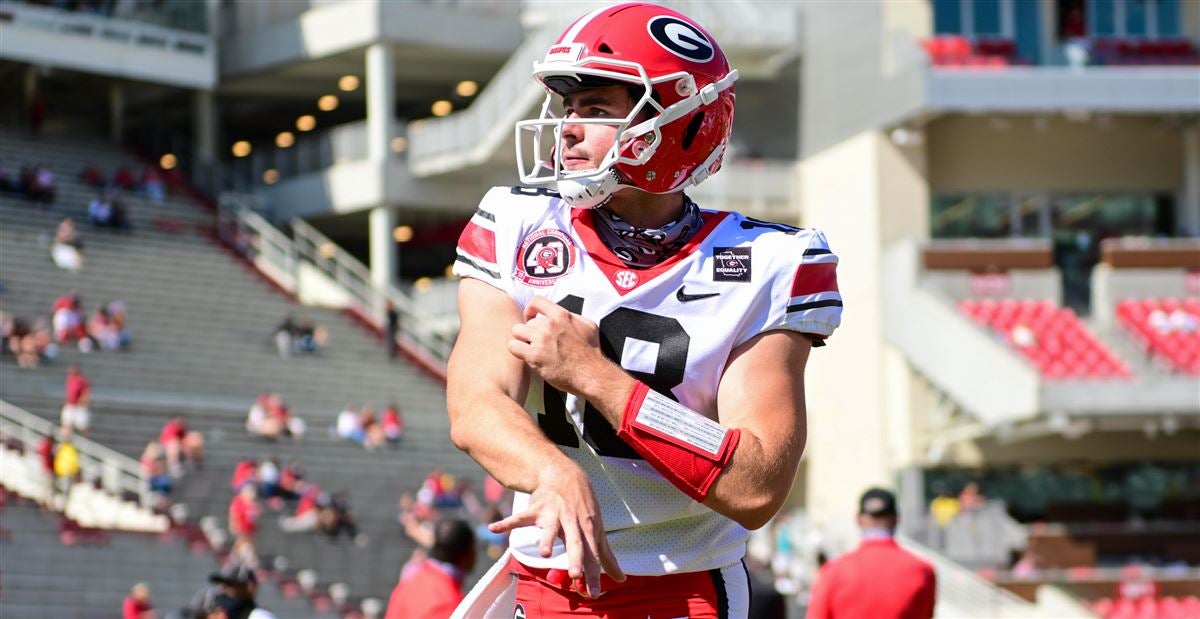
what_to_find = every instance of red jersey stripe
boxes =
[791,262,838,297]
[457,220,496,263]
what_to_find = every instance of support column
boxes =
[109,83,125,144]
[369,206,398,293]
[366,43,395,161]
[193,90,218,190]
[1182,125,1200,236]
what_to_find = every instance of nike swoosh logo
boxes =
[676,286,720,303]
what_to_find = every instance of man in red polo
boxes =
[807,488,936,619]
[386,518,476,619]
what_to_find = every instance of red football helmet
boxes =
[515,2,738,208]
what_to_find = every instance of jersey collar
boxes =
[571,207,730,296]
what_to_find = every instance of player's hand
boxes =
[487,462,625,597]
[508,295,607,396]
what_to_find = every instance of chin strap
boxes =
[556,169,626,209]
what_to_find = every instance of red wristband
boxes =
[616,381,740,502]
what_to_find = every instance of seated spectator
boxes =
[113,166,136,191]
[257,457,281,501]
[29,164,55,207]
[139,442,173,500]
[280,484,321,533]
[61,365,92,435]
[88,193,114,226]
[51,217,84,273]
[245,393,268,436]
[89,304,130,351]
[273,316,297,358]
[230,458,258,493]
[317,491,361,543]
[6,317,55,368]
[159,416,189,477]
[335,404,364,443]
[277,460,304,501]
[52,293,92,351]
[417,467,462,509]
[122,582,156,619]
[79,163,105,189]
[0,161,18,193]
[381,403,404,444]
[142,165,165,203]
[294,317,327,354]
[359,406,386,451]
[959,481,986,511]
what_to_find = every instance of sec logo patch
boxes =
[516,229,577,286]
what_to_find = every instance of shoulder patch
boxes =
[515,229,577,286]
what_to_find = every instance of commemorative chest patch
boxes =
[713,246,751,282]
[515,229,577,286]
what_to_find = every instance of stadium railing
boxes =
[217,194,452,374]
[0,399,152,509]
[898,533,1044,618]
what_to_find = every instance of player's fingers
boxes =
[506,339,532,361]
[489,509,535,533]
[511,323,537,343]
[562,519,585,583]
[524,295,564,322]
[576,526,604,597]
[538,517,559,558]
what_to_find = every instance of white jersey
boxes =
[454,186,842,576]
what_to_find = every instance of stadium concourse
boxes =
[2,0,1200,618]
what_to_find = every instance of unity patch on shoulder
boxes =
[713,247,751,282]
[515,229,577,286]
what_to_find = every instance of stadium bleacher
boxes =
[0,127,486,614]
[958,298,1133,379]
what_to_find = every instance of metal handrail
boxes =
[0,399,151,507]
[0,0,213,50]
[217,193,453,373]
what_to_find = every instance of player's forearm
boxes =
[448,389,578,495]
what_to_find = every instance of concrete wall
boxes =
[799,128,933,544]
[923,269,1062,303]
[955,431,1200,466]
[1091,265,1196,325]
[798,1,930,158]
[928,115,1184,193]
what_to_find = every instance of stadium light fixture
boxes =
[275,132,295,148]
[456,80,478,97]
[263,169,279,184]
[159,153,177,170]
[444,264,457,278]
[431,100,452,117]
[296,115,317,132]
[392,225,414,243]
[338,75,360,92]
[318,95,339,112]
[414,277,433,293]
[390,136,407,153]
[232,141,252,157]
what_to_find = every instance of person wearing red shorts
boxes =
[446,3,844,617]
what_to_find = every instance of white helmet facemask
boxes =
[514,55,714,209]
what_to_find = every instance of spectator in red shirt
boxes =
[61,365,92,435]
[36,434,56,508]
[113,166,136,191]
[160,416,188,477]
[229,483,261,567]
[122,582,156,619]
[381,403,404,445]
[806,488,936,619]
[80,163,105,189]
[231,458,258,493]
[385,518,476,619]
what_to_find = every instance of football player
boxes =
[448,3,842,617]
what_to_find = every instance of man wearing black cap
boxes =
[189,563,276,619]
[806,488,936,619]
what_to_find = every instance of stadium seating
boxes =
[0,489,321,618]
[1091,38,1200,66]
[1091,595,1200,619]
[1115,298,1200,375]
[958,299,1132,379]
[921,35,1024,67]
[0,126,486,610]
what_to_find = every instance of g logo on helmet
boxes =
[516,229,577,286]
[647,16,714,62]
